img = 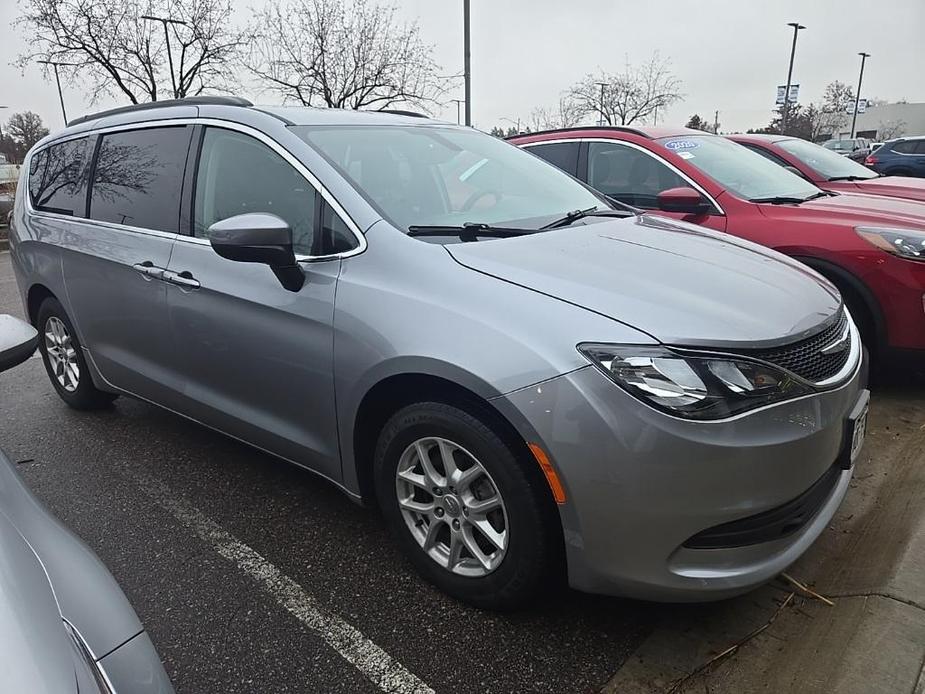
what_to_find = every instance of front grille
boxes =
[683,463,843,549]
[741,310,851,383]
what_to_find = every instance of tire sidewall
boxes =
[374,402,553,609]
[36,298,111,408]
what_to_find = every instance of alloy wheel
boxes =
[44,316,80,392]
[395,436,509,577]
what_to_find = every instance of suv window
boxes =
[28,138,91,215]
[89,126,191,232]
[194,127,321,255]
[525,142,580,176]
[587,142,687,208]
[893,140,925,154]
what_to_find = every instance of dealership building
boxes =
[845,102,925,140]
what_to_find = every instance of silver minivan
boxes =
[10,98,868,609]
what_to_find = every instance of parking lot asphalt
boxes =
[2,249,923,694]
[0,249,652,692]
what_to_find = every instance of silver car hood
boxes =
[446,214,840,349]
[0,513,78,694]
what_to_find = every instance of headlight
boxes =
[578,345,813,420]
[856,226,925,262]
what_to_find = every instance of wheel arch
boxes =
[26,283,57,326]
[791,255,887,352]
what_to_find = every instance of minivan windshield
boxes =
[656,135,822,202]
[778,138,878,180]
[295,125,605,231]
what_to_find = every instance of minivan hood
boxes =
[446,214,840,348]
[0,513,78,694]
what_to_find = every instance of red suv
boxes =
[727,134,925,203]
[509,127,925,362]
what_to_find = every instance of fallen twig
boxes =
[665,592,795,694]
[781,573,835,606]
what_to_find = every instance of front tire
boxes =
[36,298,117,410]
[374,402,560,610]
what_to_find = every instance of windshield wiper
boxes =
[540,206,632,230]
[827,175,876,181]
[750,191,832,204]
[407,222,535,241]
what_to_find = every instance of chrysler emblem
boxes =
[819,323,851,356]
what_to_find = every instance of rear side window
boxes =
[89,126,191,232]
[525,142,580,176]
[193,127,320,255]
[28,138,91,215]
[892,140,922,154]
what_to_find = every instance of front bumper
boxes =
[494,357,866,602]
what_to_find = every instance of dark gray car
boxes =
[0,314,173,693]
[9,98,868,609]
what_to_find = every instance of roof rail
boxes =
[67,96,253,127]
[377,109,429,119]
[505,125,652,140]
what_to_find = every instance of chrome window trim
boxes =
[521,137,726,216]
[23,117,368,261]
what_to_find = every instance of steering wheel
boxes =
[460,190,500,213]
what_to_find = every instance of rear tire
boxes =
[374,401,560,610]
[36,298,118,410]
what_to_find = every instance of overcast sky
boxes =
[1,0,923,134]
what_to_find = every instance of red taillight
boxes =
[864,155,877,166]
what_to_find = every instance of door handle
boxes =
[132,261,165,279]
[162,270,201,290]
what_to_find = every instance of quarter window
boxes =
[193,128,320,255]
[587,142,687,209]
[28,138,91,215]
[89,126,191,232]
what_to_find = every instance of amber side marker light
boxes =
[528,443,566,504]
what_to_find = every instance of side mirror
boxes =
[783,165,811,181]
[0,315,38,374]
[208,213,304,292]
[656,187,711,216]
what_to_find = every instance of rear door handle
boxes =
[162,270,201,290]
[132,261,165,279]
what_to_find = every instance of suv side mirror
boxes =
[208,213,305,292]
[656,187,711,215]
[0,315,38,373]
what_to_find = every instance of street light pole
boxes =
[850,52,870,138]
[595,82,607,126]
[780,22,805,135]
[463,0,471,126]
[451,99,464,125]
[36,60,75,124]
[141,14,187,99]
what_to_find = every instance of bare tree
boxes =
[567,53,682,126]
[529,97,583,131]
[245,0,450,111]
[5,112,50,162]
[15,0,244,105]
[876,119,906,140]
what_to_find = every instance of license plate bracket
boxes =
[840,390,870,470]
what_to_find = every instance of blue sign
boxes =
[664,139,700,151]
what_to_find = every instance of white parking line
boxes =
[128,470,435,694]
